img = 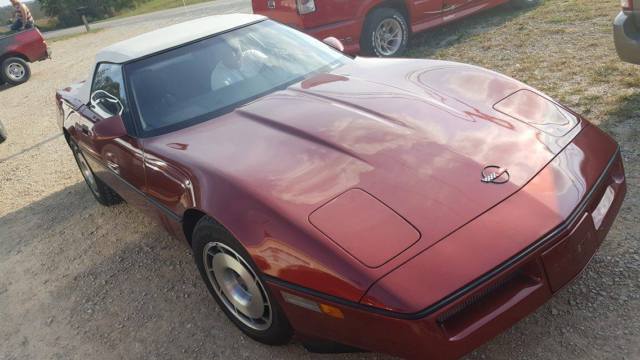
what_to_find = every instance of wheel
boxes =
[192,217,293,345]
[510,0,541,9]
[1,57,31,85]
[69,139,122,206]
[361,7,409,57]
[0,121,6,144]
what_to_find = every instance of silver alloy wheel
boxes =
[374,18,403,56]
[73,145,99,194]
[204,242,272,331]
[6,62,26,82]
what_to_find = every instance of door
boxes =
[442,0,474,12]
[441,0,487,23]
[73,62,148,209]
[409,0,444,29]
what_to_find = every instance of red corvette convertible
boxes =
[56,14,626,359]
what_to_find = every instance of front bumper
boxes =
[614,11,640,65]
[266,124,627,359]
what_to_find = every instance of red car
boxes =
[253,0,540,56]
[0,27,50,85]
[57,15,626,359]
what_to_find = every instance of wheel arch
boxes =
[0,52,29,65]
[182,208,208,246]
[361,0,410,25]
[62,127,71,142]
[182,208,240,247]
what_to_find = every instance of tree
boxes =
[37,0,146,27]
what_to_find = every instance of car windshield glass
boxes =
[125,20,350,136]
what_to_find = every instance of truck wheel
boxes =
[1,57,31,85]
[510,0,541,9]
[361,8,409,57]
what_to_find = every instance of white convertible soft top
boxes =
[77,14,265,104]
[97,14,265,63]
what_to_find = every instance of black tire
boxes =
[69,139,122,206]
[361,7,409,57]
[192,217,293,345]
[1,57,31,85]
[510,0,541,9]
[0,121,7,144]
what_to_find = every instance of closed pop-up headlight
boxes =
[297,0,316,14]
[493,89,579,137]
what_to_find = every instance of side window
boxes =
[90,63,128,118]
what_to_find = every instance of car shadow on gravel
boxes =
[0,182,387,359]
[0,182,90,262]
[407,4,535,57]
[604,92,640,131]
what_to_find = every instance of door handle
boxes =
[106,160,120,173]
[79,124,91,136]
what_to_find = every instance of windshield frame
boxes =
[122,19,351,138]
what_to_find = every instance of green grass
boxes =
[113,0,216,19]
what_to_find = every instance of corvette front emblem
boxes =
[481,165,510,184]
[267,0,276,8]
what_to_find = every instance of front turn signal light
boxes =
[282,291,345,319]
[319,303,345,319]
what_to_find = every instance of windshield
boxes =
[125,20,350,136]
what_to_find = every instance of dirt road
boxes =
[1,2,638,359]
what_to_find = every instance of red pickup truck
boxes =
[254,0,539,56]
[0,28,50,85]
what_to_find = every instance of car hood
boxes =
[148,59,581,300]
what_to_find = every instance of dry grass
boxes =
[407,0,640,133]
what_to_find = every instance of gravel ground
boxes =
[0,2,638,360]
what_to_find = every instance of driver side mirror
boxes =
[89,90,126,140]
[93,113,127,141]
[91,90,124,118]
[323,37,345,52]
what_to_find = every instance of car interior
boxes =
[125,21,346,135]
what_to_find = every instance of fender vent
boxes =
[435,263,543,342]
